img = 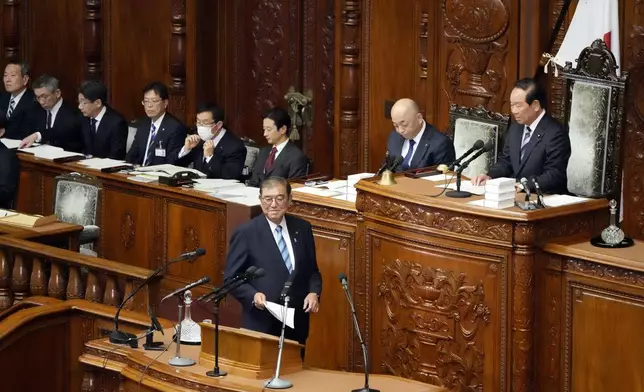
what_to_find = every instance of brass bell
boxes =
[378,169,397,186]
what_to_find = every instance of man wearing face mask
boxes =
[177,103,246,179]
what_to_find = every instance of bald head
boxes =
[391,98,424,140]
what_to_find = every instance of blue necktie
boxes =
[274,225,293,273]
[402,139,416,170]
[143,124,158,166]
[520,127,532,161]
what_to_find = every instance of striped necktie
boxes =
[520,127,532,161]
[274,225,293,273]
[6,98,15,119]
[143,124,158,166]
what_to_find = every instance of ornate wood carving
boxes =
[169,0,187,123]
[441,0,510,110]
[548,0,569,122]
[360,193,512,242]
[2,0,21,61]
[336,0,361,176]
[120,212,135,249]
[183,226,200,254]
[81,369,97,392]
[289,200,357,224]
[251,1,284,114]
[536,214,594,242]
[565,258,644,288]
[543,256,563,392]
[622,0,644,239]
[419,10,428,79]
[83,0,102,80]
[322,8,335,143]
[377,259,490,389]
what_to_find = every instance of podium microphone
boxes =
[448,139,484,170]
[338,273,380,392]
[265,271,296,389]
[531,176,546,208]
[376,152,391,175]
[109,248,206,346]
[161,276,210,302]
[520,177,532,201]
[198,266,259,303]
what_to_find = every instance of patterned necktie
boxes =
[6,98,15,119]
[520,126,532,161]
[143,123,158,166]
[274,225,293,273]
[264,147,278,173]
[46,110,52,129]
[90,118,97,134]
[402,139,416,170]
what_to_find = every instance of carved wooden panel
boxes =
[304,228,352,371]
[100,187,154,269]
[370,232,505,392]
[163,199,224,285]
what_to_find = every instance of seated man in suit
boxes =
[0,61,38,140]
[0,129,20,209]
[126,82,186,166]
[224,176,321,348]
[387,98,455,171]
[247,107,308,187]
[78,80,128,160]
[177,103,246,179]
[471,78,571,194]
[19,75,84,152]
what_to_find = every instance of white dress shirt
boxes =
[93,105,107,131]
[9,88,27,108]
[400,121,427,162]
[143,112,166,161]
[178,128,227,163]
[272,139,289,160]
[35,98,64,142]
[524,110,546,141]
[266,216,295,271]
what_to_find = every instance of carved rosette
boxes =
[361,193,512,242]
[377,259,490,389]
[120,212,135,249]
[442,0,510,109]
[183,226,199,253]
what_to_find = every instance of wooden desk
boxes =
[0,219,82,249]
[290,175,609,392]
[538,236,644,392]
[16,154,261,301]
[80,331,445,392]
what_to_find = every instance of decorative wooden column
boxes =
[334,0,361,176]
[83,0,102,81]
[0,250,13,310]
[169,0,187,123]
[2,0,22,62]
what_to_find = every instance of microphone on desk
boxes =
[160,276,211,302]
[197,266,258,302]
[280,271,296,300]
[376,152,391,175]
[389,155,404,172]
[338,273,380,392]
[448,139,484,171]
[520,177,532,202]
[456,141,495,174]
[531,176,546,208]
[204,268,266,304]
[109,248,206,346]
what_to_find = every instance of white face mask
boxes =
[197,125,213,141]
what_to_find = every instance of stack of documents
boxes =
[77,158,132,171]
[18,145,84,161]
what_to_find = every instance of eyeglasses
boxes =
[142,99,163,106]
[196,121,215,127]
[36,94,54,102]
[260,195,287,205]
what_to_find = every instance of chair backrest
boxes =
[53,172,102,227]
[560,38,628,198]
[126,125,137,153]
[242,137,259,176]
[446,104,510,178]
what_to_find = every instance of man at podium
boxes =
[224,176,322,349]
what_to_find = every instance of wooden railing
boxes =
[0,236,160,313]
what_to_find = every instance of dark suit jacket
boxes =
[224,214,322,344]
[0,89,38,140]
[487,113,571,194]
[176,129,246,180]
[247,141,308,187]
[0,142,20,209]
[31,100,84,153]
[386,122,456,171]
[126,112,186,166]
[82,106,128,160]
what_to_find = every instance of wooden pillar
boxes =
[334,0,362,176]
[83,0,102,81]
[169,0,187,123]
[2,0,22,62]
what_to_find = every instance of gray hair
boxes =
[259,176,292,196]
[32,74,60,92]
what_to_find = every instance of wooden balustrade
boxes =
[0,236,160,313]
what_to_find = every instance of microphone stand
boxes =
[206,297,227,377]
[168,292,195,366]
[265,294,293,389]
[445,166,472,198]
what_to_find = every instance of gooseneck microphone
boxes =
[338,273,380,392]
[520,177,532,202]
[197,266,258,302]
[456,140,495,174]
[161,276,210,302]
[448,139,484,171]
[376,151,391,175]
[280,272,296,300]
[530,176,546,208]
[109,248,206,346]
[389,155,404,172]
[208,268,266,303]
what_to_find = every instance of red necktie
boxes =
[264,147,277,173]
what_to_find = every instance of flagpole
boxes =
[534,0,574,81]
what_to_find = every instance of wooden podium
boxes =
[199,323,303,378]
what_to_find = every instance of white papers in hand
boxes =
[265,301,295,329]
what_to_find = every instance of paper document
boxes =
[293,186,343,198]
[136,164,206,178]
[265,301,295,329]
[0,138,38,149]
[78,158,130,170]
[541,194,589,207]
[445,181,486,195]
[0,209,18,218]
[313,180,348,190]
[419,174,451,182]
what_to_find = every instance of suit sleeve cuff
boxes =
[204,155,213,163]
[178,147,189,158]
[35,132,42,143]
